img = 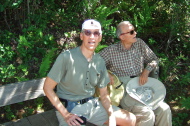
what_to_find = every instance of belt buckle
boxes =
[79,97,92,104]
[79,99,83,104]
[82,99,86,104]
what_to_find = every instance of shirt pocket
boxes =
[134,52,143,65]
[89,68,101,87]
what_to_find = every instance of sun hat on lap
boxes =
[126,77,166,110]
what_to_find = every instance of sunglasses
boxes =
[120,30,135,36]
[83,30,100,37]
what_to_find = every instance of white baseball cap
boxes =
[82,19,102,34]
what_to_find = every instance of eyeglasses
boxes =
[120,30,135,36]
[83,30,100,37]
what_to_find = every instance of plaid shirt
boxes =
[99,38,159,77]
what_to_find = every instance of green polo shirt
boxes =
[47,47,109,101]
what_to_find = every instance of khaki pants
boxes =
[119,77,172,126]
[120,93,172,126]
[56,98,120,126]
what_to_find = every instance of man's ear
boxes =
[98,34,102,42]
[80,33,83,40]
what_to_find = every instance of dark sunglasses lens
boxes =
[84,30,100,36]
[130,30,134,35]
[84,30,91,36]
[94,31,100,36]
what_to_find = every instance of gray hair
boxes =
[116,21,131,38]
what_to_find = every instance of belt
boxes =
[130,76,137,78]
[59,97,93,108]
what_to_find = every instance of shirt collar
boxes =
[117,41,137,52]
[78,46,96,62]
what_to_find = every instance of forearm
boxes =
[141,69,150,77]
[99,87,114,116]
[44,77,84,125]
[43,77,69,118]
[45,89,69,116]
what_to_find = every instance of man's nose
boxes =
[89,33,95,38]
[134,31,137,35]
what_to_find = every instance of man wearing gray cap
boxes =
[43,19,136,126]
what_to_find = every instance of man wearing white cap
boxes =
[43,19,136,126]
[99,21,172,126]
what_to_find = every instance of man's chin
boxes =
[88,47,96,51]
[133,38,137,42]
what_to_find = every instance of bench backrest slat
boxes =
[0,78,46,107]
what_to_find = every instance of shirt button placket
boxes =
[86,70,90,87]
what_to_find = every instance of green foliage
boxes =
[4,105,16,120]
[22,107,34,117]
[93,5,118,28]
[0,0,23,11]
[133,0,156,27]
[181,97,190,110]
[0,0,189,124]
[159,52,189,101]
[35,97,44,111]
[0,26,57,84]
[39,48,58,78]
[95,44,108,53]
[173,113,189,126]
[0,31,17,83]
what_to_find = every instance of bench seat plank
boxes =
[12,118,31,126]
[1,110,58,126]
[41,109,59,126]
[0,78,46,107]
[0,122,14,126]
[27,113,50,126]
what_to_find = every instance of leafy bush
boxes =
[0,0,189,125]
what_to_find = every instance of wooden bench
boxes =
[0,67,158,126]
[0,78,96,126]
[0,78,59,126]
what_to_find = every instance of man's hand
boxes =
[139,69,150,85]
[64,113,84,126]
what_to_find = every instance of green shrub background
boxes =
[0,0,189,125]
